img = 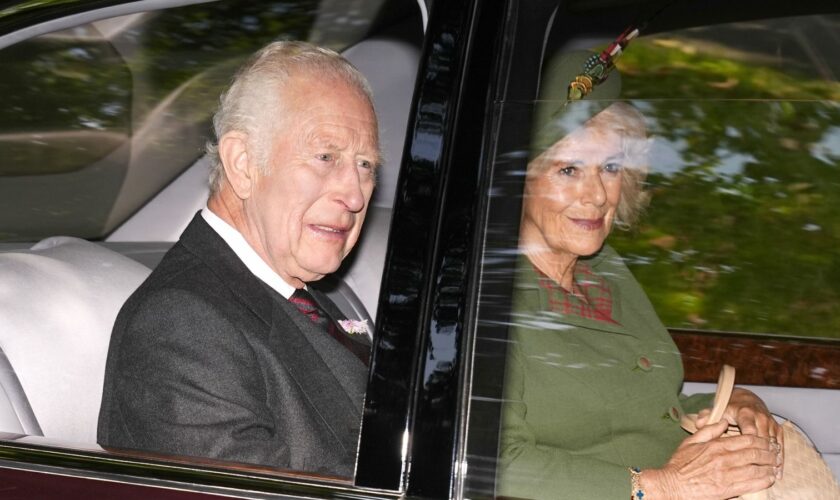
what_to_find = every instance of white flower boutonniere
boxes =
[338,319,370,336]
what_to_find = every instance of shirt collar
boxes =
[201,206,297,299]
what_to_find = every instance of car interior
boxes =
[0,1,423,457]
[464,2,840,483]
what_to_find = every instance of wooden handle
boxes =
[707,364,736,425]
[683,366,768,500]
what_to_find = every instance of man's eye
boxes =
[558,166,577,176]
[316,153,333,162]
[358,160,372,170]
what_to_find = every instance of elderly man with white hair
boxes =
[98,41,379,477]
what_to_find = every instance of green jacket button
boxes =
[669,406,681,422]
[637,356,652,371]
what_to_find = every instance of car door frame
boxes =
[0,0,504,497]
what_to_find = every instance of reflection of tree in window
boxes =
[606,16,840,339]
[0,0,386,241]
[127,1,321,121]
[0,32,130,176]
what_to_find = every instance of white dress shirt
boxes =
[201,207,297,299]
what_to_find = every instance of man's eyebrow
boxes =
[371,150,384,168]
[305,134,339,147]
[360,144,383,168]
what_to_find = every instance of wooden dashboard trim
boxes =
[671,329,840,389]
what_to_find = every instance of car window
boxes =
[461,5,840,497]
[608,15,840,340]
[0,0,421,491]
[0,0,406,242]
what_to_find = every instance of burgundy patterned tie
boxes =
[289,288,370,365]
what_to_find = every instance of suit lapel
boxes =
[268,292,365,454]
[308,287,372,357]
[179,213,367,453]
[178,213,275,325]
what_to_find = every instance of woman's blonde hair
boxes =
[529,101,650,227]
[587,102,650,227]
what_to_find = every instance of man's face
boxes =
[243,74,379,286]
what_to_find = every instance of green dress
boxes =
[498,245,712,499]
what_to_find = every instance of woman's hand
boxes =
[695,388,784,477]
[640,420,779,499]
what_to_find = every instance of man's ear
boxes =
[218,131,256,200]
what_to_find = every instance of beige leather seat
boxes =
[0,237,149,443]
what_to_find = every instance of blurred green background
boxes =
[608,34,840,339]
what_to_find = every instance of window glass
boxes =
[0,0,420,488]
[608,15,840,338]
[0,0,396,242]
[462,7,840,499]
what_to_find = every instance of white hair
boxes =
[205,41,376,194]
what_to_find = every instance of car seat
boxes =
[0,237,150,443]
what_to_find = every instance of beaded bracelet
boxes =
[629,467,645,499]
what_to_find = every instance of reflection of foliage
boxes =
[128,1,321,121]
[617,38,840,101]
[0,2,321,176]
[0,0,81,19]
[0,1,374,177]
[0,38,131,175]
[0,0,382,240]
[607,38,840,339]
[1,39,131,129]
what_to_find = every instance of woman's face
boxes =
[520,125,625,261]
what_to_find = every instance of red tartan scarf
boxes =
[533,261,618,325]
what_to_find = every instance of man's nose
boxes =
[580,171,607,206]
[334,161,366,213]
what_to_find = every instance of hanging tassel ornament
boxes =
[567,26,639,102]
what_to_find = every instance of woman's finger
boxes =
[773,424,785,478]
[685,419,729,444]
[662,433,779,499]
[727,388,774,437]
[721,463,777,497]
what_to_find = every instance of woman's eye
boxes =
[358,159,372,170]
[316,153,333,162]
[603,162,622,174]
[558,166,577,176]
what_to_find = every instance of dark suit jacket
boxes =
[97,213,368,477]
